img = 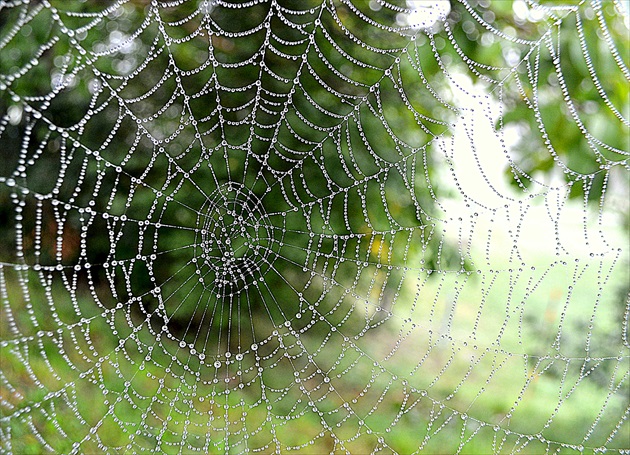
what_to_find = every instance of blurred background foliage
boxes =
[1,0,627,337]
[0,0,628,452]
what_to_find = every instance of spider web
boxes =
[0,0,628,453]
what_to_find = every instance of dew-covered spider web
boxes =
[0,0,629,453]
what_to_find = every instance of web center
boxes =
[193,183,272,295]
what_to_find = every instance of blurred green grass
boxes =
[2,210,628,454]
